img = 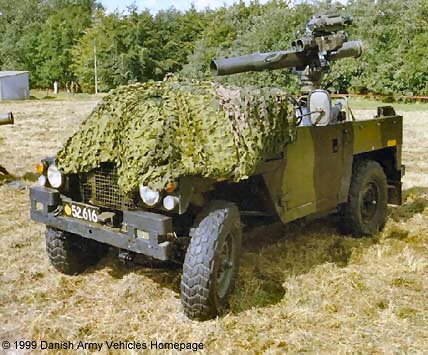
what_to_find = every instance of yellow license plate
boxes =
[63,201,99,223]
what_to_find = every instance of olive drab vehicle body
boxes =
[29,13,404,321]
[260,107,403,224]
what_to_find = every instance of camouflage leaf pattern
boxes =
[56,76,295,193]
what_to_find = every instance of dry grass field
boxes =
[0,97,427,354]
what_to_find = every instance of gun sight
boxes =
[211,13,362,92]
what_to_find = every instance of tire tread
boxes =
[341,160,388,236]
[181,201,241,320]
[45,228,108,275]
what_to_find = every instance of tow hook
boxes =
[118,249,136,268]
[53,205,64,216]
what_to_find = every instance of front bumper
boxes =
[30,186,173,260]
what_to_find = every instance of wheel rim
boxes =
[360,181,379,223]
[216,232,235,299]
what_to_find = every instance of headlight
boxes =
[37,175,47,186]
[163,195,179,211]
[47,165,63,188]
[139,185,160,206]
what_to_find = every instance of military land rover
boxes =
[30,14,404,320]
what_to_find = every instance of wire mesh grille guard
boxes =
[81,163,136,210]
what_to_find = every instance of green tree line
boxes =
[0,0,426,95]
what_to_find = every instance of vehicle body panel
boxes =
[262,114,403,224]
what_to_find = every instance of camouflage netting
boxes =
[56,76,295,193]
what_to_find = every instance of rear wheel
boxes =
[45,227,109,275]
[340,160,388,236]
[181,201,242,320]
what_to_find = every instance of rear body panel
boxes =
[352,117,403,159]
[262,114,403,224]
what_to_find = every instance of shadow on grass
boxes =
[228,217,380,314]
[0,172,14,185]
[90,216,378,316]
[94,249,182,293]
[21,172,39,182]
[229,187,428,314]
[82,186,428,317]
[389,187,428,222]
[0,170,39,189]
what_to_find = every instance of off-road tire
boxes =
[181,201,242,320]
[45,227,109,275]
[340,160,388,236]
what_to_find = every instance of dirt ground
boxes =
[0,98,427,354]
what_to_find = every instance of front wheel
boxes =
[181,201,242,320]
[45,227,109,275]
[340,160,388,236]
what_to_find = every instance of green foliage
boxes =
[70,10,136,92]
[181,1,266,81]
[0,0,426,95]
[0,0,47,78]
[70,6,206,92]
[326,0,428,95]
[0,0,99,87]
[56,76,293,192]
[35,2,95,87]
